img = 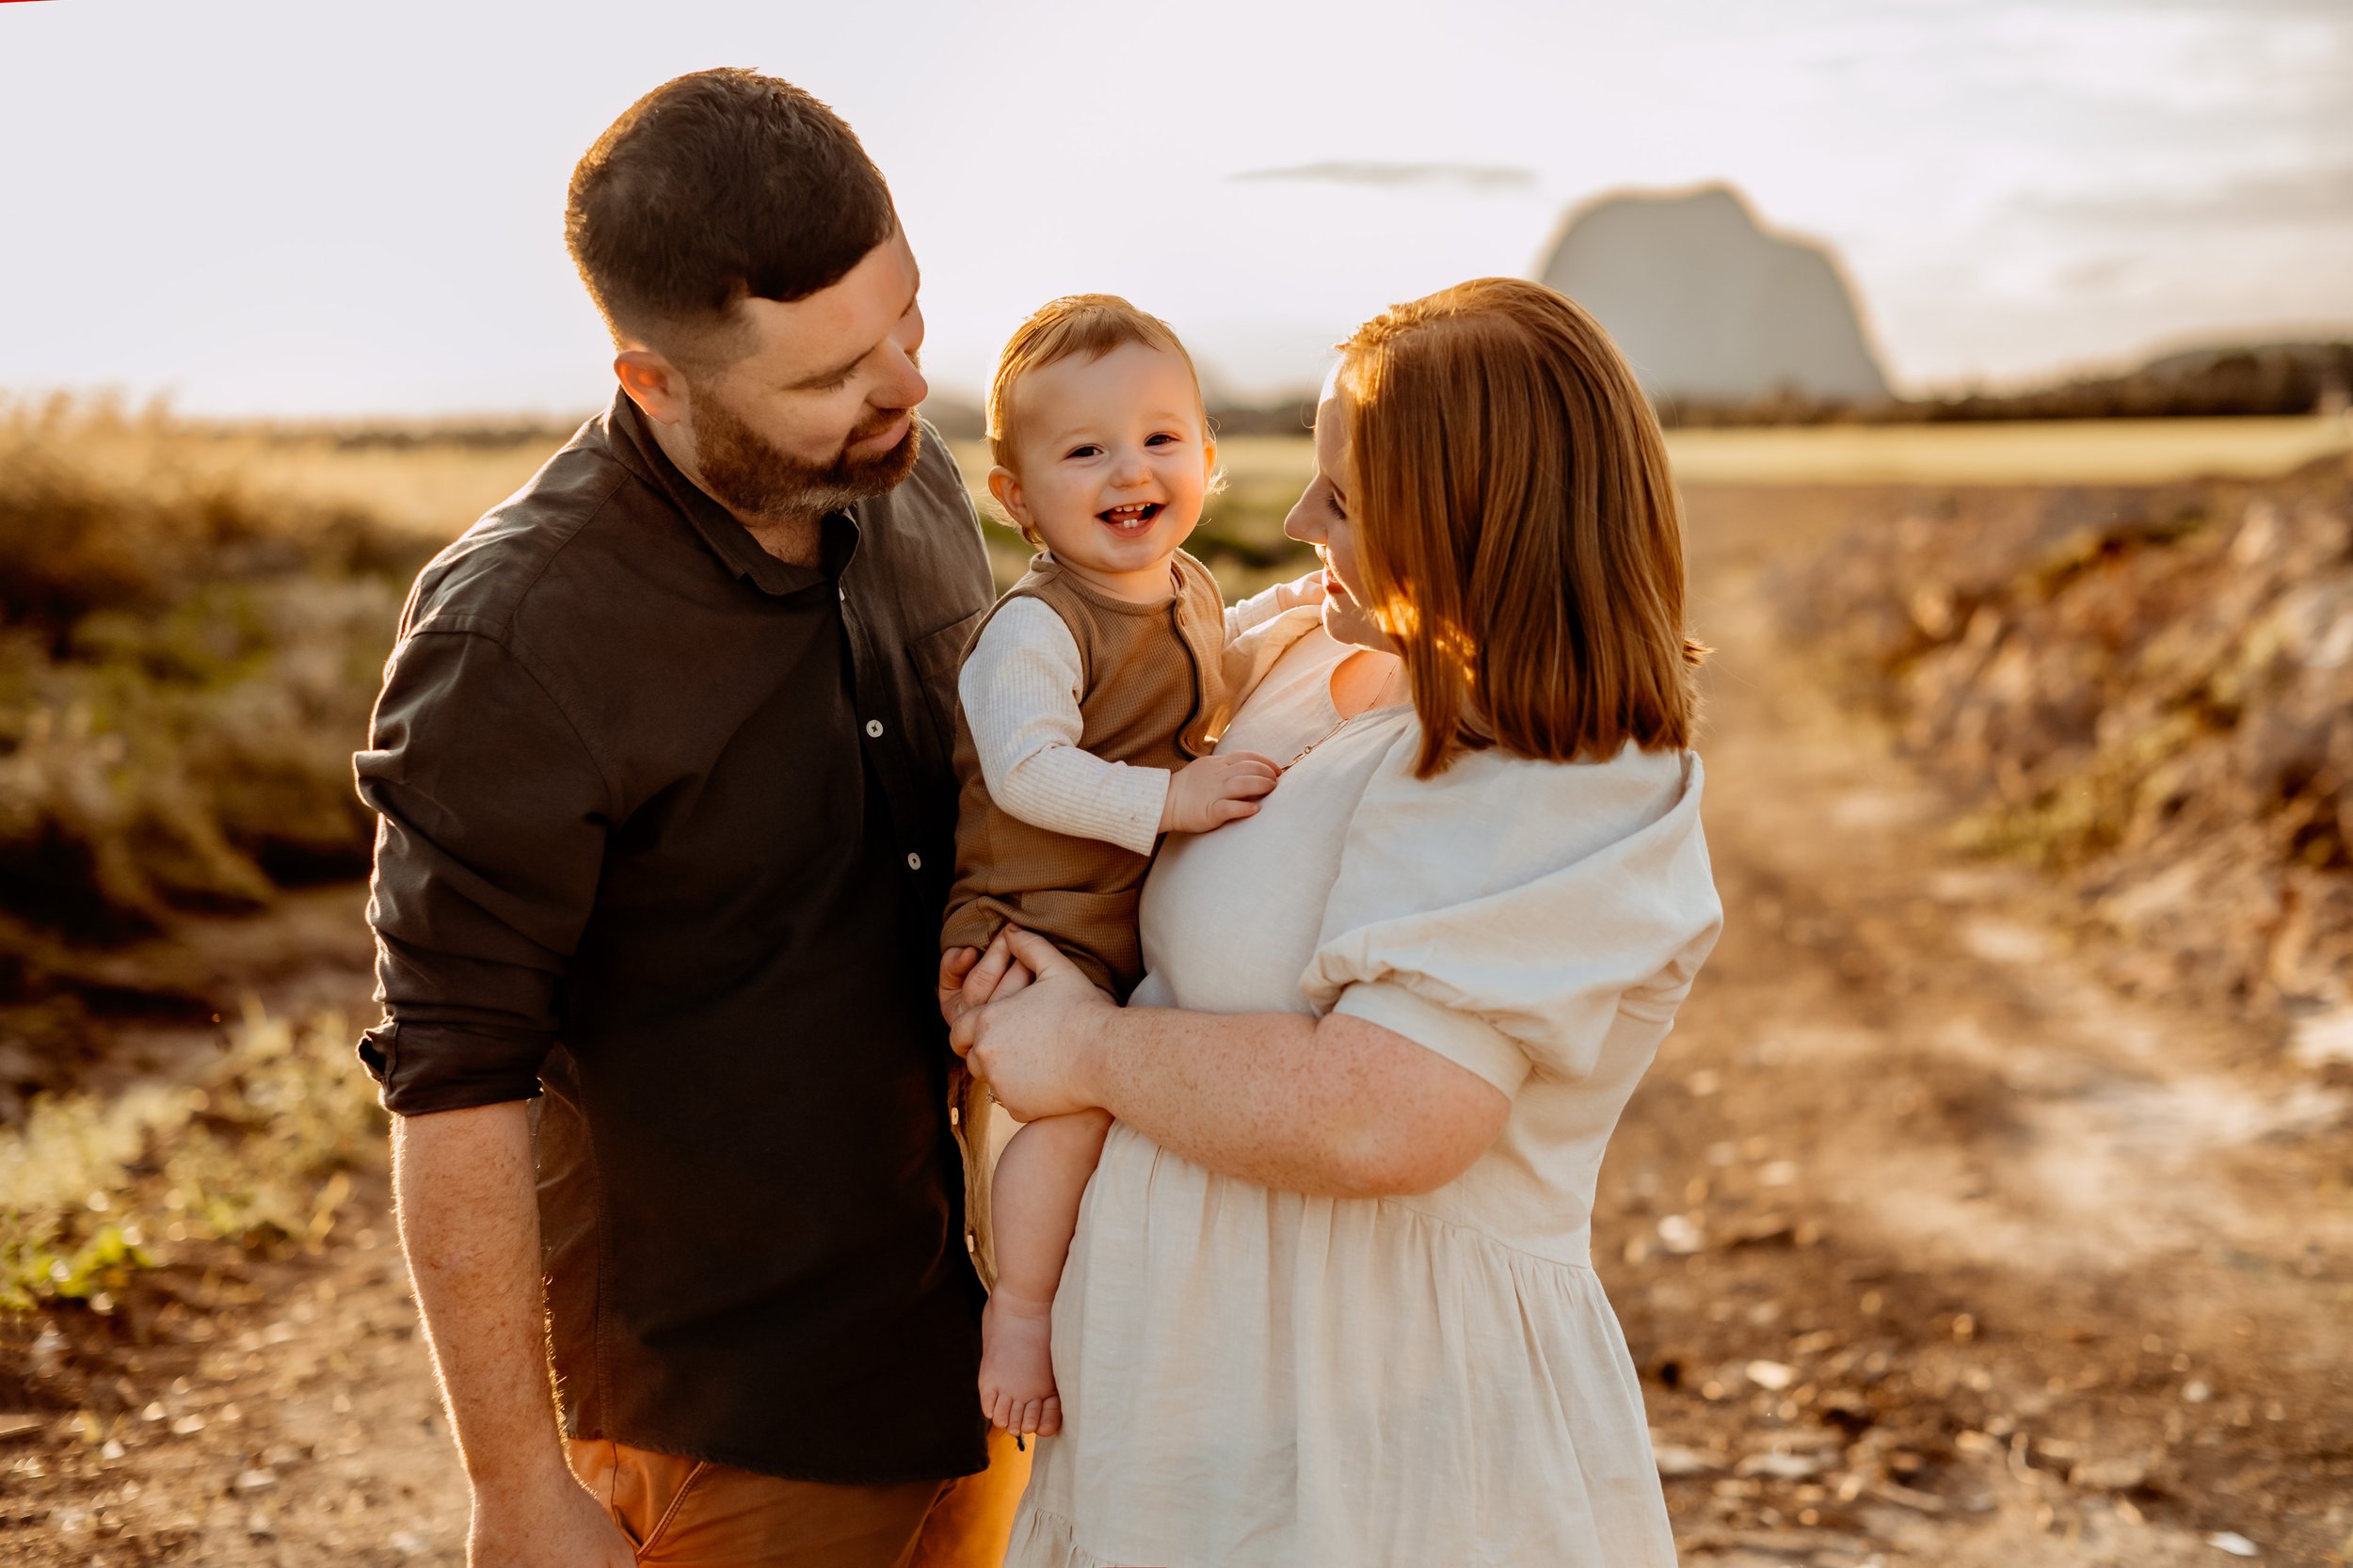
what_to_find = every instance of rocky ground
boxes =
[0,482,2346,1566]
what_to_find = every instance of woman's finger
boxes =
[994,957,1036,1000]
[937,947,982,1026]
[964,930,1017,1005]
[1000,927,1080,978]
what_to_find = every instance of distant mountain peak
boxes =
[1535,184,1892,406]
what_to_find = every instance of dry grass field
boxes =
[0,402,2346,1564]
[1663,413,2353,487]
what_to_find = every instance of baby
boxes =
[940,295,1321,1439]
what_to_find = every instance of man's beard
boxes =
[689,391,921,521]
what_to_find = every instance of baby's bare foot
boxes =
[979,1294,1063,1438]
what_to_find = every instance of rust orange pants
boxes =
[566,1429,1029,1568]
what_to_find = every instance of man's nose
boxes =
[885,357,928,413]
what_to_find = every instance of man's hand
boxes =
[1160,751,1278,835]
[469,1469,635,1568]
[949,929,1114,1122]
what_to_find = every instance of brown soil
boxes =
[2,485,2347,1566]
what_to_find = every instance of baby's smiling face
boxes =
[988,341,1216,603]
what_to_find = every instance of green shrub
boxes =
[0,402,433,955]
[0,1003,384,1314]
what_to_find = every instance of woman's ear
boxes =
[987,466,1032,530]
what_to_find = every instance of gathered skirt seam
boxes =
[1366,1194,1597,1275]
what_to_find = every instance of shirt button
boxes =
[905,852,923,872]
[865,719,885,739]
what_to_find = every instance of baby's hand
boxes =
[1160,752,1278,835]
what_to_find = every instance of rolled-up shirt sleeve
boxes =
[353,626,613,1115]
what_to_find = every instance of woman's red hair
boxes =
[1337,277,1705,777]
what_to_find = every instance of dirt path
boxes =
[1610,486,2353,1566]
[5,486,2348,1565]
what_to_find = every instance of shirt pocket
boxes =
[909,607,987,756]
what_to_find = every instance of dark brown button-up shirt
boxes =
[353,392,994,1485]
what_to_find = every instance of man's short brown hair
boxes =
[566,68,896,361]
[1337,277,1705,778]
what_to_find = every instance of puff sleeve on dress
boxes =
[1300,730,1722,1096]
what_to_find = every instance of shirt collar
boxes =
[600,390,863,600]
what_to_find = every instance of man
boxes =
[354,69,1016,1567]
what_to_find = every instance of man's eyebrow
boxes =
[785,275,922,391]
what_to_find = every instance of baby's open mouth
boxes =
[1098,502,1163,533]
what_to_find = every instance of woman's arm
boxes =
[948,930,1510,1198]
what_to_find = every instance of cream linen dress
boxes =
[1004,621,1723,1568]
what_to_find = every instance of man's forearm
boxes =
[391,1102,573,1492]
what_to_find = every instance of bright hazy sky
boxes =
[3,0,2346,417]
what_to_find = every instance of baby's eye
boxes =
[1065,444,1102,459]
[1145,432,1180,447]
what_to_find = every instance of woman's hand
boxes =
[948,929,1114,1122]
[937,933,1037,1029]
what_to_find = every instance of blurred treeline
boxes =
[1661,340,2353,428]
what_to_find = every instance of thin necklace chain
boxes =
[1283,714,1353,771]
[1283,666,1409,771]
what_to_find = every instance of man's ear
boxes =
[986,466,1032,530]
[615,349,689,426]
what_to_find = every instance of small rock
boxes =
[100,1439,124,1461]
[2290,1007,2353,1070]
[233,1469,278,1495]
[1746,1359,1798,1391]
[390,1529,428,1556]
[2206,1532,2259,1559]
[1726,1213,1798,1248]
[1657,1214,1705,1255]
[1871,1479,1946,1514]
[0,1414,43,1442]
[1652,1440,1720,1479]
[1737,1450,1828,1480]
[2071,1456,2149,1492]
[2183,1380,2213,1404]
[246,1509,279,1541]
[170,1415,206,1435]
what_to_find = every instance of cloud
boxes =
[1227,161,1538,192]
[2025,161,2353,227]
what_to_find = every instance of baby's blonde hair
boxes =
[985,294,1216,547]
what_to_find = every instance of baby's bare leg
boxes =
[980,1106,1113,1439]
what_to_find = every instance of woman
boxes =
[944,277,1722,1566]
